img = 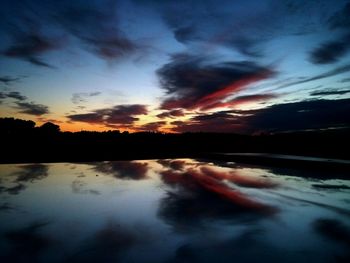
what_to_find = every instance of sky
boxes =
[0,0,350,133]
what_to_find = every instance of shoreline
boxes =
[2,152,350,173]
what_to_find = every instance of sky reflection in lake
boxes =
[0,159,349,263]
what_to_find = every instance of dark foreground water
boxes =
[0,159,349,263]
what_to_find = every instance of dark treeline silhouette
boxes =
[1,117,349,163]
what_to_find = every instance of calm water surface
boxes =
[0,159,349,263]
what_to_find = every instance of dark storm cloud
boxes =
[15,101,49,116]
[173,98,350,133]
[310,89,350,96]
[93,161,149,180]
[0,0,139,66]
[157,53,274,111]
[71,92,101,104]
[67,104,147,126]
[309,34,350,64]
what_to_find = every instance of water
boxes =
[0,159,349,263]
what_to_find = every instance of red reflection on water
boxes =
[201,166,278,189]
[160,165,277,214]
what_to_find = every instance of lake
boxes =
[0,159,349,263]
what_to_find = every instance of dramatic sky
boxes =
[1,0,350,133]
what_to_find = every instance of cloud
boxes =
[15,101,49,116]
[137,121,167,132]
[172,111,243,133]
[3,32,60,68]
[0,76,20,85]
[53,0,139,61]
[310,89,350,96]
[201,93,278,110]
[67,104,147,127]
[313,218,350,245]
[173,98,350,133]
[5,91,27,101]
[309,34,350,64]
[3,91,50,116]
[142,0,289,57]
[274,64,350,90]
[157,53,274,111]
[0,91,27,104]
[71,92,101,104]
[93,161,149,180]
[340,77,350,83]
[243,98,350,132]
[67,112,104,124]
[1,0,140,66]
[156,109,185,119]
[310,2,350,65]
[327,2,350,30]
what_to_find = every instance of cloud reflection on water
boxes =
[92,161,149,180]
[0,159,349,263]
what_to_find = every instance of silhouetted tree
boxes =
[39,122,60,133]
[0,118,35,135]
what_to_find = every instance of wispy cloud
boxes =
[310,89,350,96]
[71,92,101,104]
